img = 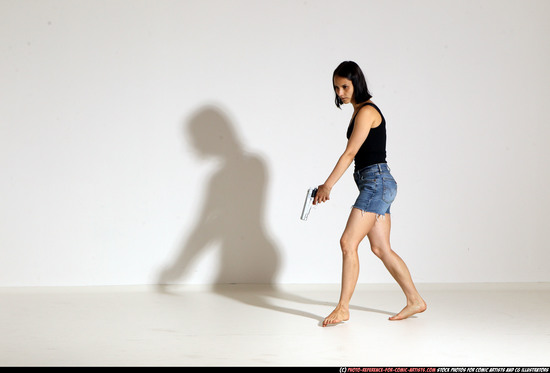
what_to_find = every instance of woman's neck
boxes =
[352,99,372,112]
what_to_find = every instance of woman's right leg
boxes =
[323,208,377,327]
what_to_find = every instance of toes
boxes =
[322,317,341,327]
[323,317,346,327]
[323,319,336,327]
[389,304,426,321]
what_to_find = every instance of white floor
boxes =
[1,283,549,367]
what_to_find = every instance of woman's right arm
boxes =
[313,105,378,205]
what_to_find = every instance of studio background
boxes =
[1,0,549,287]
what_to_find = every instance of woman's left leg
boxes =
[367,213,427,320]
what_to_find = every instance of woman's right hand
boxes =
[314,184,331,205]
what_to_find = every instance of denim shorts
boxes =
[353,163,397,216]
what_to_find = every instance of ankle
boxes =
[336,303,350,311]
[407,296,426,307]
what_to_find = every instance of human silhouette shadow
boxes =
[156,105,324,322]
[157,105,394,326]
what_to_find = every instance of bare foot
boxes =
[323,305,350,327]
[389,299,427,321]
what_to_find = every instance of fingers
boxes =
[313,185,331,205]
[314,192,329,205]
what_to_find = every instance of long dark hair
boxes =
[333,61,372,108]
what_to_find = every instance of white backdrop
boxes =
[1,0,549,286]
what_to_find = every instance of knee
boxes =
[370,244,386,259]
[340,235,359,256]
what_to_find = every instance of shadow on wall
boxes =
[158,105,279,284]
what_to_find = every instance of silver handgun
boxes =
[300,188,318,221]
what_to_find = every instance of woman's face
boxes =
[333,76,354,105]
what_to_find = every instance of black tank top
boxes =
[346,102,387,172]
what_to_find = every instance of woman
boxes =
[314,61,427,327]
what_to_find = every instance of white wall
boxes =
[1,0,549,286]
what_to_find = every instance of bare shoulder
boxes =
[355,102,382,128]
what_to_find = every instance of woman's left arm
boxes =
[314,106,377,205]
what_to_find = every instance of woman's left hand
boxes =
[314,184,331,205]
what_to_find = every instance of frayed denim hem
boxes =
[351,206,390,220]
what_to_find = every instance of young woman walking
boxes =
[314,61,427,327]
